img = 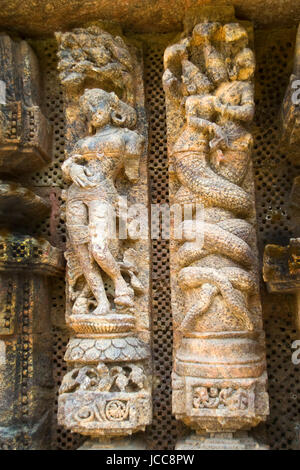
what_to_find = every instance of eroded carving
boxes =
[62,89,144,332]
[56,26,134,103]
[0,34,52,173]
[264,24,300,333]
[56,26,151,445]
[163,15,268,448]
[0,35,60,449]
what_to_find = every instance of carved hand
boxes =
[69,163,96,188]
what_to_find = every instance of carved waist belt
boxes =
[66,224,89,244]
[67,184,117,203]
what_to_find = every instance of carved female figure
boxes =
[62,89,144,319]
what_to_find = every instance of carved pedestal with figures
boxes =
[56,25,152,449]
[163,6,269,449]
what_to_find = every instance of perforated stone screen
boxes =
[25,28,300,450]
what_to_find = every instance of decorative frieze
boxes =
[163,7,269,449]
[56,25,152,449]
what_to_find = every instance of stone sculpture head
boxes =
[192,22,220,45]
[223,23,248,50]
[79,88,137,133]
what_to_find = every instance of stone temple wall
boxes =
[0,1,299,450]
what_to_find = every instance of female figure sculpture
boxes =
[163,19,268,445]
[62,89,144,322]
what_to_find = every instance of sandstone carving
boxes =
[0,34,60,450]
[56,25,151,448]
[0,34,52,174]
[281,24,300,156]
[163,11,269,449]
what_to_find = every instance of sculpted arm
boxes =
[215,83,255,122]
[124,131,145,183]
[62,143,94,188]
[186,98,227,148]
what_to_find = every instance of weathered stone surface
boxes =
[163,7,268,446]
[263,239,300,293]
[0,232,64,275]
[0,33,62,450]
[289,176,300,237]
[0,181,50,228]
[78,434,148,450]
[56,25,152,446]
[0,34,52,174]
[0,235,63,449]
[266,24,300,335]
[0,0,300,37]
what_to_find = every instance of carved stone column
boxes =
[0,234,63,449]
[0,34,63,449]
[56,25,152,449]
[163,6,269,449]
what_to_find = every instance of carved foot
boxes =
[115,294,134,308]
[72,296,110,317]
[92,303,111,316]
[114,282,134,308]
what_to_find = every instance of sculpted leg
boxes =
[67,199,110,315]
[89,200,134,307]
[56,28,151,448]
[73,244,110,315]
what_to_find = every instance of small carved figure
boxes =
[60,362,147,394]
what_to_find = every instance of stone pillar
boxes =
[264,24,300,336]
[0,234,63,449]
[0,34,64,449]
[55,24,152,449]
[162,6,269,449]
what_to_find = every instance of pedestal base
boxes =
[78,434,148,450]
[175,432,268,450]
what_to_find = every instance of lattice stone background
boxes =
[22,28,300,450]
